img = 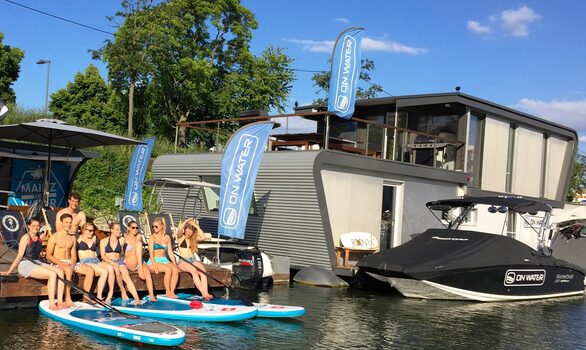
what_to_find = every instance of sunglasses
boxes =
[152,225,160,229]
[129,226,138,229]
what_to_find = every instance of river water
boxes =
[1,283,585,350]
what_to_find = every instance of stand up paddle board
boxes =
[38,300,186,346]
[110,297,257,322]
[156,293,305,318]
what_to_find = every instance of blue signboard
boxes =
[328,27,364,119]
[10,159,69,207]
[124,138,155,211]
[218,122,273,239]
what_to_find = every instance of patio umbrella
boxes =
[0,119,142,205]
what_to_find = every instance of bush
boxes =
[71,138,204,219]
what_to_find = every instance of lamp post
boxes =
[36,59,51,116]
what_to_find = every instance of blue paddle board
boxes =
[38,300,186,346]
[110,297,257,322]
[156,293,305,318]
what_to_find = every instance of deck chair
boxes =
[41,208,57,238]
[118,211,144,235]
[145,213,178,258]
[0,210,27,249]
[145,213,176,237]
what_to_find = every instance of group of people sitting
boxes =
[0,192,213,310]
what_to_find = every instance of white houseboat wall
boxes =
[152,92,577,276]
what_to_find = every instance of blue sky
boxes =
[1,1,585,151]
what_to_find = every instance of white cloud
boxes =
[362,37,427,55]
[285,39,334,53]
[467,20,491,35]
[467,6,541,39]
[285,36,427,55]
[515,98,586,140]
[334,17,349,24]
[500,6,542,38]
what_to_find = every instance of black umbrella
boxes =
[0,119,142,205]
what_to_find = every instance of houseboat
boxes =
[152,92,577,277]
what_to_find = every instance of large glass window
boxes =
[466,113,484,187]
[396,103,467,169]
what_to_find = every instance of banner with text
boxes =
[218,122,273,239]
[124,137,155,211]
[327,27,364,119]
[10,159,69,208]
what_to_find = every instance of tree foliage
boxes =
[567,154,586,202]
[0,32,25,104]
[93,0,155,138]
[48,65,124,133]
[311,58,383,105]
[94,0,295,147]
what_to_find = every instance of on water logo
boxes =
[2,215,20,232]
[220,133,260,230]
[332,34,358,114]
[129,145,149,205]
[504,269,546,287]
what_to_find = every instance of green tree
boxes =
[311,58,384,105]
[144,0,294,147]
[92,0,155,138]
[49,65,124,132]
[567,154,586,202]
[0,32,25,105]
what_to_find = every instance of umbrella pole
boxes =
[43,141,52,207]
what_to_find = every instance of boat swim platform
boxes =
[0,263,231,305]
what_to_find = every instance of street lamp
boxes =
[36,59,51,115]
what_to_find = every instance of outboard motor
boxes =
[232,248,263,289]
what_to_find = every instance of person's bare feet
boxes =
[203,294,213,301]
[105,297,112,305]
[131,299,144,306]
[166,293,179,299]
[65,299,75,307]
[57,301,68,309]
[121,292,129,300]
[49,303,59,311]
[149,295,157,302]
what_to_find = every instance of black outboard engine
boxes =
[232,248,264,289]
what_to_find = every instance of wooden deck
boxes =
[0,264,231,299]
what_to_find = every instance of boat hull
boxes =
[366,264,585,301]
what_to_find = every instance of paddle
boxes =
[173,251,255,307]
[1,241,138,319]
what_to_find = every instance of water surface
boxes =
[1,284,585,349]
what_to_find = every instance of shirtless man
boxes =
[56,192,87,236]
[46,213,94,305]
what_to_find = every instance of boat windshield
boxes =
[427,196,553,253]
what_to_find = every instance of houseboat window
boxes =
[396,103,466,169]
[466,113,484,187]
[200,176,258,215]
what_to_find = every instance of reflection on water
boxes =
[1,285,585,349]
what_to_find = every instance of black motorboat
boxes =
[357,197,585,301]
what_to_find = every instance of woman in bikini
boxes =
[176,218,213,300]
[0,217,65,310]
[123,220,157,302]
[78,222,115,304]
[147,218,179,298]
[100,222,142,305]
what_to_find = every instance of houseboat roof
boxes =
[295,92,577,140]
